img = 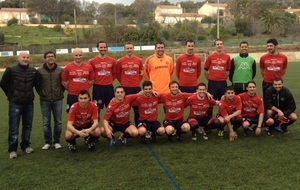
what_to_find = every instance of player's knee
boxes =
[242,121,250,129]
[157,126,165,136]
[165,125,174,135]
[181,123,190,132]
[289,113,297,121]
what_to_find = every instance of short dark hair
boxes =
[114,85,124,92]
[169,80,179,88]
[214,39,223,46]
[44,50,56,59]
[273,77,283,84]
[142,80,152,89]
[246,81,256,87]
[197,82,206,88]
[239,41,248,47]
[267,38,278,46]
[96,40,107,48]
[155,41,165,48]
[78,90,90,98]
[225,86,235,92]
[186,39,195,45]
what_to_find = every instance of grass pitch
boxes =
[0,62,300,190]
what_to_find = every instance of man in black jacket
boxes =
[265,78,297,136]
[0,51,37,159]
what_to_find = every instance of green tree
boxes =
[261,9,286,34]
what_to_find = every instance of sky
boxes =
[83,0,206,6]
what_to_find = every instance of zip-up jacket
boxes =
[0,63,37,104]
[265,86,296,116]
[36,63,64,102]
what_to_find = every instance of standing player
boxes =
[239,81,274,137]
[132,81,165,142]
[159,81,191,141]
[260,38,288,132]
[229,41,256,94]
[65,90,101,152]
[204,39,231,115]
[89,41,116,115]
[143,41,174,94]
[176,39,201,93]
[260,38,288,97]
[217,86,242,141]
[61,48,94,112]
[101,86,139,147]
[116,42,143,124]
[265,78,297,136]
[185,82,218,140]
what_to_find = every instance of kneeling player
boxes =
[185,82,219,140]
[159,81,191,141]
[133,81,165,142]
[101,86,139,147]
[217,86,242,141]
[239,81,274,136]
[65,90,101,152]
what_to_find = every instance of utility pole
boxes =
[74,9,78,44]
[217,0,220,39]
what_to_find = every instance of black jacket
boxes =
[0,63,37,104]
[265,86,296,116]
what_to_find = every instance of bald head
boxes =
[72,48,83,64]
[18,52,30,66]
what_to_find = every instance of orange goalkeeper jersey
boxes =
[143,54,174,94]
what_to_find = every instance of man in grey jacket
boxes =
[36,51,64,150]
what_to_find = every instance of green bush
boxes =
[53,24,63,32]
[30,17,39,24]
[7,17,18,26]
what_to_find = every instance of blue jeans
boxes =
[8,101,34,152]
[40,100,62,144]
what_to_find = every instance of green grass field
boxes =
[0,63,300,190]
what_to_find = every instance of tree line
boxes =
[1,0,300,44]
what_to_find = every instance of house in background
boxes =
[197,1,227,18]
[155,1,227,25]
[0,8,40,24]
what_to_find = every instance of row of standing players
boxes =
[0,38,297,158]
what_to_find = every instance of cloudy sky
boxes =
[83,0,206,6]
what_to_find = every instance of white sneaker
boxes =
[54,143,62,149]
[145,131,152,139]
[9,151,17,159]
[25,147,34,154]
[42,144,51,150]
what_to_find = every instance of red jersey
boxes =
[131,94,159,121]
[259,52,287,83]
[116,55,143,87]
[218,95,242,117]
[61,62,94,95]
[176,53,201,86]
[159,93,190,120]
[68,101,98,128]
[104,94,138,125]
[239,92,264,117]
[185,94,216,118]
[204,52,231,81]
[89,56,116,85]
